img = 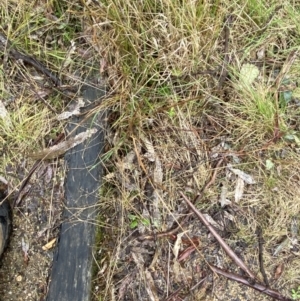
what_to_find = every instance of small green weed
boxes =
[128,214,150,229]
[291,286,300,300]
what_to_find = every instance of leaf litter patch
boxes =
[0,160,64,300]
[96,103,299,301]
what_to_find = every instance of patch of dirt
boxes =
[0,160,64,301]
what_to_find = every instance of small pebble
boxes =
[16,275,22,282]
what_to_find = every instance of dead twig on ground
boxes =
[218,14,233,88]
[13,159,41,208]
[0,32,61,86]
[210,265,292,301]
[180,192,292,301]
[256,226,269,287]
[180,191,256,279]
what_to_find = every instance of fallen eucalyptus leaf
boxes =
[28,128,97,160]
[173,232,185,259]
[227,164,256,184]
[235,177,244,202]
[219,183,231,207]
[21,236,30,263]
[274,263,284,280]
[57,98,85,120]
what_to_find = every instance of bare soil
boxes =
[0,161,64,301]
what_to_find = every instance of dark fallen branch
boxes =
[180,192,292,301]
[13,160,41,208]
[0,32,61,86]
[218,14,233,88]
[210,265,292,301]
[180,191,256,279]
[256,226,269,287]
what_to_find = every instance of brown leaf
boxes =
[178,245,197,262]
[274,263,284,280]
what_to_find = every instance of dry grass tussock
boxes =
[1,0,300,300]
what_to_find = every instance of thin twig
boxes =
[0,32,61,86]
[180,191,256,280]
[218,15,233,88]
[13,133,65,208]
[210,265,292,301]
[163,287,182,301]
[274,50,298,90]
[256,226,269,287]
[13,160,41,208]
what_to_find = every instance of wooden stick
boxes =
[210,265,292,301]
[180,191,256,279]
[0,32,61,86]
